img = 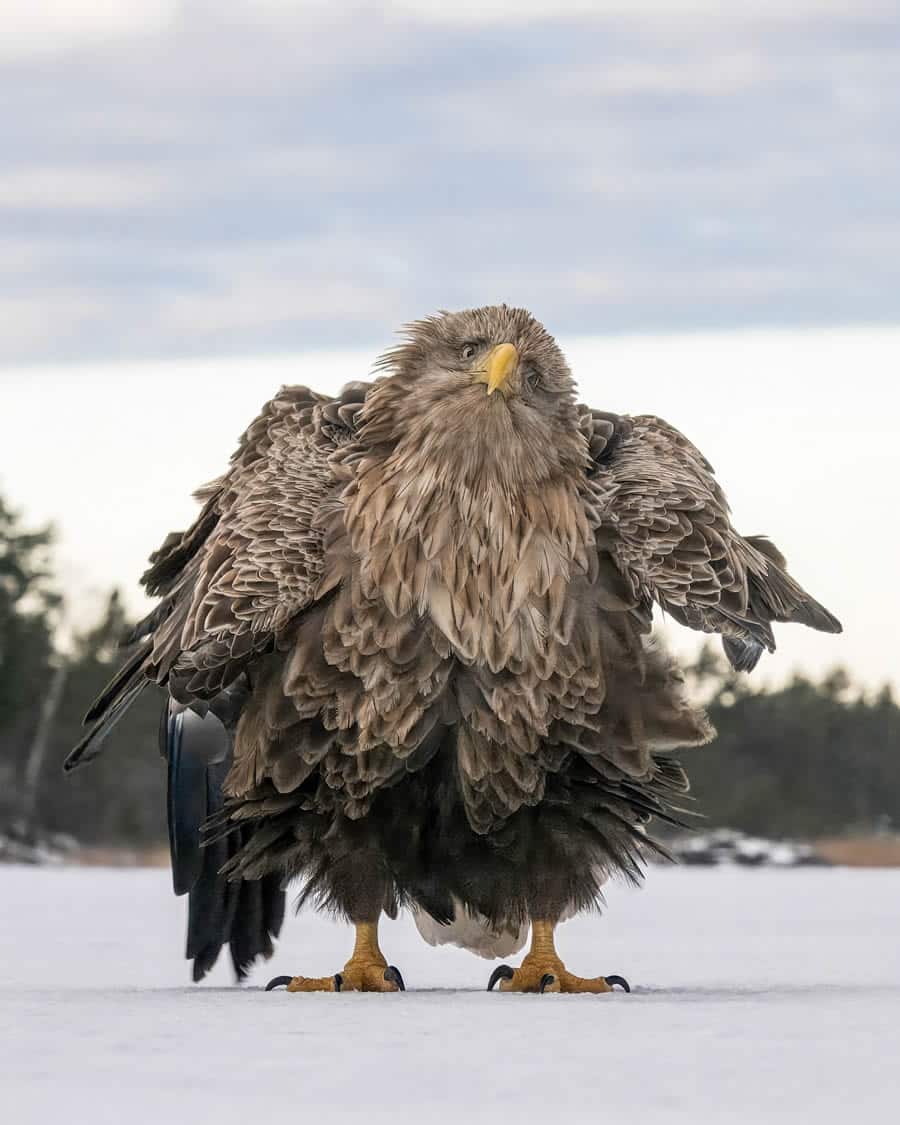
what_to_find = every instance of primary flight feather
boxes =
[68,306,841,991]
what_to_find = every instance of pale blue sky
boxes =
[1,1,899,364]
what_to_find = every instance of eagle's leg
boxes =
[487,920,628,995]
[270,918,404,994]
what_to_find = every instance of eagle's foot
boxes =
[487,957,619,994]
[337,957,404,993]
[486,920,630,995]
[266,920,405,994]
[278,960,401,993]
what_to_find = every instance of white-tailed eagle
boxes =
[68,306,840,993]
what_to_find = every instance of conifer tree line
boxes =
[0,494,164,845]
[0,489,897,845]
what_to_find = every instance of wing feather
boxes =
[67,381,370,769]
[579,410,841,670]
[154,381,370,698]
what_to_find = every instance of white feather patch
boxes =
[411,868,611,959]
[412,899,528,960]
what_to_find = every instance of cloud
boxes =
[0,1,898,363]
[0,1,179,59]
[0,165,174,209]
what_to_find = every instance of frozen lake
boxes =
[1,864,898,1123]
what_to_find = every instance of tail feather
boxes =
[186,832,284,983]
[186,821,235,978]
[165,703,285,981]
[229,872,285,980]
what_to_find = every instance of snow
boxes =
[1,864,898,1124]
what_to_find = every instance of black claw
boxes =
[384,966,406,991]
[487,964,515,991]
[265,975,293,991]
[333,973,343,992]
[539,973,556,993]
[604,975,631,993]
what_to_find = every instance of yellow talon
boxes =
[268,920,405,993]
[284,974,340,993]
[488,920,627,995]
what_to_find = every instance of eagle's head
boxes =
[361,305,587,498]
[345,306,596,628]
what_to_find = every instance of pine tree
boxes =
[35,590,166,846]
[0,496,60,822]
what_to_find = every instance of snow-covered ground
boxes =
[1,865,898,1124]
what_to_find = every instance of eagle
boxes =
[67,306,841,993]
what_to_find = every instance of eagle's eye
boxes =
[524,364,542,391]
[460,342,478,361]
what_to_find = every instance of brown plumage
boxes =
[68,305,841,982]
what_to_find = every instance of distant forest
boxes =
[1,489,897,846]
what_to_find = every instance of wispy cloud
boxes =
[1,1,898,363]
[0,1,179,59]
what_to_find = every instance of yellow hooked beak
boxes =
[473,343,519,396]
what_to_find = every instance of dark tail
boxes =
[163,704,285,981]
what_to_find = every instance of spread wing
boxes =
[65,381,370,770]
[578,408,842,671]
